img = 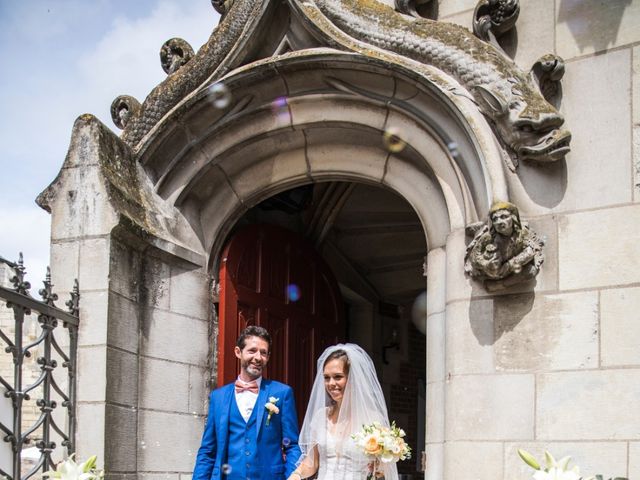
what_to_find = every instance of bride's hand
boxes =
[367,459,385,478]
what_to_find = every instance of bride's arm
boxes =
[287,446,319,480]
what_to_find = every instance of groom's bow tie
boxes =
[235,380,259,394]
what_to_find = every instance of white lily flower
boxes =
[532,466,580,480]
[42,454,103,480]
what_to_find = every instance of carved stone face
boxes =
[491,209,514,237]
[474,85,572,163]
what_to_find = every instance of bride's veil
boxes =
[297,343,399,480]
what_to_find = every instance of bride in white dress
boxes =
[287,344,399,480]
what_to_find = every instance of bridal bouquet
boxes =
[352,421,411,478]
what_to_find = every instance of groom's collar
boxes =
[235,376,263,387]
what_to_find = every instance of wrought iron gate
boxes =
[0,254,79,480]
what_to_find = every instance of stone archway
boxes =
[38,47,515,480]
[131,50,510,479]
[137,49,508,258]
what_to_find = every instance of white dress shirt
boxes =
[234,376,262,422]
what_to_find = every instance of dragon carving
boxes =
[307,0,570,165]
[120,0,570,166]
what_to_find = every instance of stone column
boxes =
[424,247,446,480]
[39,114,211,480]
[40,115,125,469]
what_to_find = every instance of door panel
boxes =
[218,224,345,421]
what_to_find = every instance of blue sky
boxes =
[0,0,217,282]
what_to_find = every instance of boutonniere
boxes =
[265,397,280,425]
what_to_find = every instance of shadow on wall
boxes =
[518,158,568,209]
[557,0,632,53]
[492,292,536,343]
[469,291,535,346]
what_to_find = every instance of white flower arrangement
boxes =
[518,449,628,480]
[42,454,103,480]
[351,421,411,479]
[265,396,280,425]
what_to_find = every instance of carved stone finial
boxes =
[110,95,141,130]
[473,0,520,43]
[211,0,235,16]
[160,38,195,75]
[464,201,544,289]
[530,54,565,108]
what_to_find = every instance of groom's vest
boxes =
[226,396,260,479]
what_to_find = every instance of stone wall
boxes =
[41,115,212,480]
[428,2,640,478]
[69,234,210,480]
[135,251,209,480]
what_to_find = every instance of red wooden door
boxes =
[218,224,345,420]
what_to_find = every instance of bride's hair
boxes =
[323,348,350,374]
[297,343,399,480]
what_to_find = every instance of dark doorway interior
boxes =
[218,182,427,477]
[218,223,346,422]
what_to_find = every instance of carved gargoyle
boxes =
[310,0,571,167]
[464,201,544,290]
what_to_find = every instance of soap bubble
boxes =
[447,141,459,158]
[208,82,231,109]
[271,97,291,123]
[410,291,427,335]
[271,96,290,123]
[222,464,233,475]
[286,284,301,302]
[382,128,406,153]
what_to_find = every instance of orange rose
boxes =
[364,436,382,455]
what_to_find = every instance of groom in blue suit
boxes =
[193,325,301,480]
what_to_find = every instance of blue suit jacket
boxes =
[193,379,302,480]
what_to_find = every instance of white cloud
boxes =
[0,0,218,284]
[0,206,51,284]
[76,0,217,129]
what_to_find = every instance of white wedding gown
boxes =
[315,418,369,480]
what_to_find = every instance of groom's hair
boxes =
[236,325,272,352]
